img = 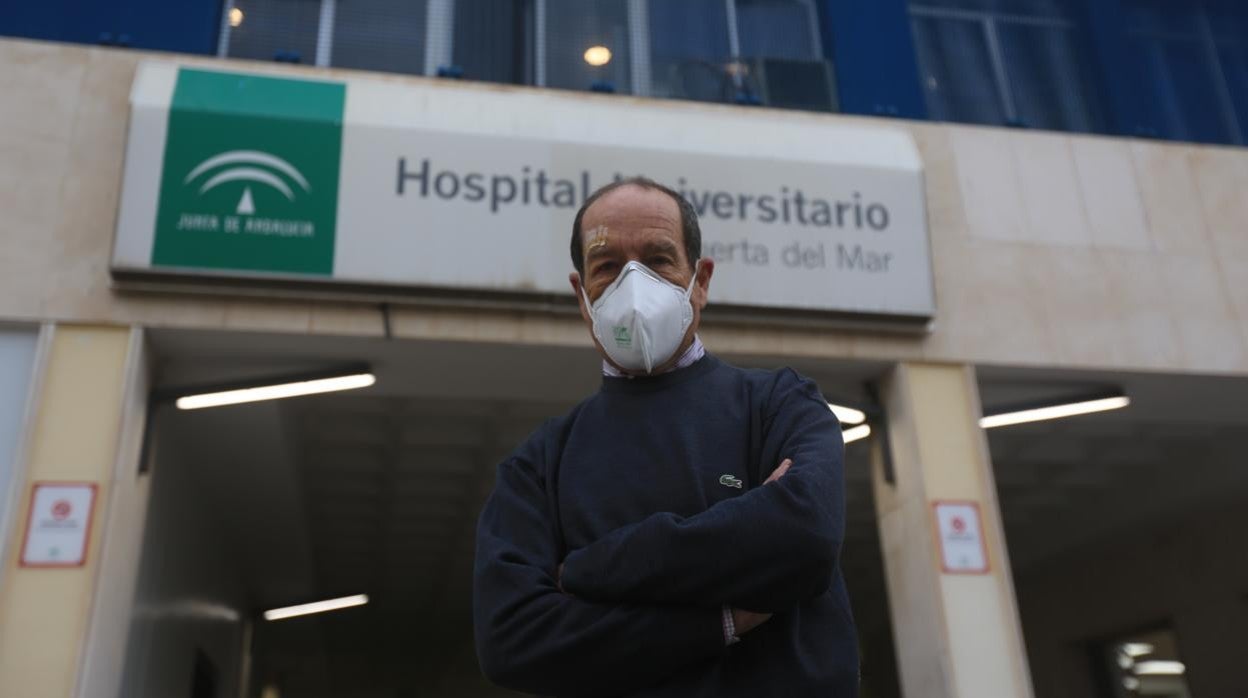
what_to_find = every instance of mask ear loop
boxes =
[579,281,595,317]
[683,259,701,299]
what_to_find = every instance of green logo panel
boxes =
[151,68,346,275]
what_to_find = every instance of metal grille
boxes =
[225,0,321,64]
[330,0,428,75]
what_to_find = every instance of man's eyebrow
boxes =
[641,239,681,256]
[585,244,615,262]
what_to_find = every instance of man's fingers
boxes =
[731,608,774,635]
[764,458,793,484]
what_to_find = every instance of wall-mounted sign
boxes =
[20,482,98,568]
[933,501,989,575]
[112,62,934,325]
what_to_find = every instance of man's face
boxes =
[569,185,714,373]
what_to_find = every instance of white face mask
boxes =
[582,260,698,374]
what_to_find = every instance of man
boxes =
[473,177,858,696]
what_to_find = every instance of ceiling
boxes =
[144,328,1248,695]
[977,366,1248,571]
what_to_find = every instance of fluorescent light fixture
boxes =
[263,594,369,621]
[1121,642,1155,658]
[842,424,871,444]
[828,403,867,425]
[176,373,375,410]
[1134,660,1185,676]
[979,395,1129,429]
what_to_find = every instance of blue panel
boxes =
[820,0,927,118]
[0,1,111,45]
[116,0,221,54]
[0,0,219,55]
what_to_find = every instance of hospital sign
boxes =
[113,62,935,325]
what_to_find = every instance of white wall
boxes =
[0,325,40,591]
[117,421,250,698]
[1015,500,1248,698]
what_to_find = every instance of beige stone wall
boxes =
[1,37,1245,374]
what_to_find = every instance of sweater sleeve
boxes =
[559,370,845,614]
[472,427,727,697]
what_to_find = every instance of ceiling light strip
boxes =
[263,594,369,621]
[176,373,376,410]
[843,424,871,444]
[828,403,867,426]
[979,395,1129,429]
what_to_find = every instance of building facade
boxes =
[0,2,1246,697]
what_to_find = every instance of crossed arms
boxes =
[472,372,846,695]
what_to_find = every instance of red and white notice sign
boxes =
[20,482,98,568]
[933,501,989,574]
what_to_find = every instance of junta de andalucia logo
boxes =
[150,68,345,276]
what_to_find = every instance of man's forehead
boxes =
[583,185,681,227]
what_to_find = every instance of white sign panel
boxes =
[112,62,935,324]
[933,501,989,575]
[20,482,97,567]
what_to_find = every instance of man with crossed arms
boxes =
[473,177,858,696]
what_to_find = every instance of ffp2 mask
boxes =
[581,260,697,374]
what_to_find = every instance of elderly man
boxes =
[473,177,858,696]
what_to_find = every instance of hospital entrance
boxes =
[111,328,901,698]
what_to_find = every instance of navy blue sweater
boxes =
[473,354,858,697]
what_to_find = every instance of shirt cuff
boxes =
[721,605,740,646]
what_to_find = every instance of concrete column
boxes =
[871,362,1033,698]
[0,325,138,698]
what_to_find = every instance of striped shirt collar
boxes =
[602,335,705,378]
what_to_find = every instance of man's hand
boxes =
[731,608,773,636]
[765,458,792,484]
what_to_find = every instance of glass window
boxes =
[0,327,40,591]
[997,21,1100,132]
[226,0,322,64]
[909,0,1105,132]
[647,0,732,100]
[330,0,428,75]
[453,0,531,84]
[1124,0,1246,144]
[646,0,827,108]
[543,0,633,92]
[736,0,818,60]
[911,13,1006,124]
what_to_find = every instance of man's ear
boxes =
[691,258,715,311]
[569,272,592,325]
